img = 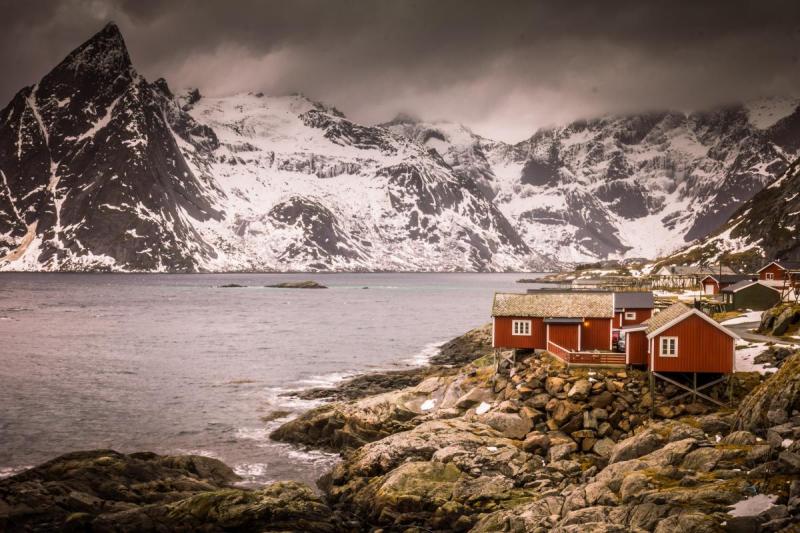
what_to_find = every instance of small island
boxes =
[266,280,328,289]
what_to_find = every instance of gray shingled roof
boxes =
[492,292,614,318]
[723,280,780,293]
[614,291,654,310]
[643,302,691,335]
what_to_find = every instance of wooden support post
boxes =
[649,371,655,417]
[728,375,733,406]
[653,373,728,408]
[692,373,697,404]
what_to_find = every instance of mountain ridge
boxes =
[0,23,798,272]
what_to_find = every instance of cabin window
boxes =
[624,311,636,320]
[512,320,531,336]
[766,272,774,280]
[660,336,678,357]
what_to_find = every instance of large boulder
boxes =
[326,419,539,530]
[734,352,800,432]
[609,428,666,463]
[479,411,533,439]
[567,379,592,401]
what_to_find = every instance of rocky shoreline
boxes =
[2,325,800,532]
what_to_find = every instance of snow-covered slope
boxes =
[0,24,545,272]
[654,157,800,272]
[385,105,800,263]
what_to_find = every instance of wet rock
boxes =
[0,450,335,532]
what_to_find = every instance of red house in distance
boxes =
[699,274,754,295]
[758,260,800,284]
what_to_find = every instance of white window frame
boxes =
[624,311,637,321]
[660,336,678,357]
[512,319,531,336]
[765,272,774,280]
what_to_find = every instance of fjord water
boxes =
[0,273,538,486]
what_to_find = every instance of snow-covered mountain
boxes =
[0,23,544,272]
[385,102,800,263]
[654,157,800,272]
[1,22,798,272]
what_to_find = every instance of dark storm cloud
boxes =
[1,0,799,141]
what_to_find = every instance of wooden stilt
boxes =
[649,371,655,417]
[653,373,728,408]
[692,373,697,403]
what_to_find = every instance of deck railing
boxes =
[546,341,626,367]
[547,340,572,362]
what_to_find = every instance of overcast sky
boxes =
[1,0,799,142]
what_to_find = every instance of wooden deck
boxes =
[546,340,626,367]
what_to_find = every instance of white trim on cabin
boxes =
[624,311,637,320]
[492,316,496,347]
[659,336,678,357]
[645,308,740,340]
[578,319,582,351]
[757,261,786,274]
[765,272,775,280]
[512,319,531,336]
[625,331,630,364]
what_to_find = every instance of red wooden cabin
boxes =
[758,261,800,282]
[700,274,754,295]
[492,292,617,364]
[623,303,738,372]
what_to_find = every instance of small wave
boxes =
[233,462,269,479]
[0,465,32,479]
[286,447,339,465]
[175,449,220,459]
[403,340,445,366]
[234,427,271,441]
[296,371,354,389]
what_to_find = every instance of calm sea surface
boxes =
[0,272,542,486]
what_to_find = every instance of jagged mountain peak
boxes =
[57,21,133,79]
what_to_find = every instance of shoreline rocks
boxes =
[4,327,799,532]
[0,450,337,532]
